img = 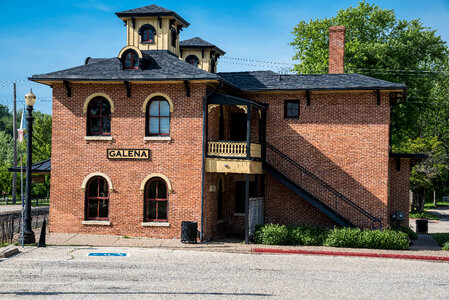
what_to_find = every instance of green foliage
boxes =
[253,224,289,245]
[0,165,13,195]
[391,226,418,240]
[254,224,408,250]
[287,225,328,246]
[408,211,439,220]
[431,233,449,247]
[443,242,449,251]
[323,227,409,250]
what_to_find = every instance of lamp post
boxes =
[19,89,36,245]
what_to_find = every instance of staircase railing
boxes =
[265,143,382,229]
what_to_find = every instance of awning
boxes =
[208,92,269,110]
[8,159,51,174]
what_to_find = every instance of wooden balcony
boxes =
[207,141,261,159]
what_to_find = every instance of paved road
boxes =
[0,247,448,299]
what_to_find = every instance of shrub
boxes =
[287,225,328,246]
[324,228,409,250]
[254,224,289,245]
[391,226,418,240]
[442,242,449,251]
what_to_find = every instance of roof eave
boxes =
[115,12,190,27]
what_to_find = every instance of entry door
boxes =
[230,113,247,141]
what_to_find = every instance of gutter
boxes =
[200,80,223,242]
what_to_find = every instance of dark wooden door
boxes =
[230,113,247,141]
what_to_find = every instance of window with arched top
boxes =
[186,55,199,67]
[87,96,111,136]
[85,176,109,220]
[146,97,170,136]
[123,50,139,69]
[139,24,156,43]
[144,177,168,221]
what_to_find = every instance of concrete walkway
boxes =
[44,232,449,259]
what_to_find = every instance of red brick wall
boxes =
[388,158,411,227]
[49,82,205,238]
[241,91,391,228]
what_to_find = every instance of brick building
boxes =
[30,4,420,242]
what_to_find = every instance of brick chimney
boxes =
[328,26,345,74]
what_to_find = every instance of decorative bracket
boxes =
[63,81,72,97]
[201,49,204,59]
[184,80,191,97]
[177,25,183,35]
[131,18,136,29]
[376,89,381,106]
[124,81,131,98]
[122,20,127,27]
[306,90,311,106]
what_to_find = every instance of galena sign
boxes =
[107,149,150,160]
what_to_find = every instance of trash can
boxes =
[181,221,197,243]
[416,219,428,234]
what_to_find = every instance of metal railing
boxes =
[207,141,261,159]
[265,143,382,229]
[0,207,49,244]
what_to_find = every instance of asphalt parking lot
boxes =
[0,246,448,299]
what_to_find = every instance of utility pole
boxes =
[12,83,17,205]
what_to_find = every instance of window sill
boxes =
[85,136,113,141]
[141,222,170,227]
[82,220,111,226]
[234,213,245,217]
[141,41,155,44]
[144,136,171,141]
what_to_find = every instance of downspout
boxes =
[200,80,223,242]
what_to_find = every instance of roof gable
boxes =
[115,4,190,26]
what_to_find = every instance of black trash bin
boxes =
[416,219,428,234]
[181,221,197,243]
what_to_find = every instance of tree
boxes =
[290,1,449,146]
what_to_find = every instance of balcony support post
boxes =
[246,105,251,160]
[244,173,250,244]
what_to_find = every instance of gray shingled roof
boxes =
[8,159,51,174]
[30,51,219,82]
[180,37,225,55]
[218,71,407,92]
[115,4,190,26]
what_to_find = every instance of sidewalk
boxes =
[44,232,449,261]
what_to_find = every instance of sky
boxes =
[0,0,448,115]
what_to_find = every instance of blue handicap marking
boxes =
[88,253,128,257]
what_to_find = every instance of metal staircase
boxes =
[263,143,382,229]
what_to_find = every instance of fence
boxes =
[0,207,49,244]
[0,197,49,207]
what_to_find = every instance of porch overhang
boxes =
[207,92,268,110]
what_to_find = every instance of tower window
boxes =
[139,24,156,43]
[185,55,199,67]
[123,50,139,70]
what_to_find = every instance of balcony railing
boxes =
[207,141,261,159]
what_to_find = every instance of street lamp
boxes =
[19,89,36,244]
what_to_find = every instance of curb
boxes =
[252,248,449,262]
[0,247,20,258]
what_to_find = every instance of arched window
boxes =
[144,178,168,221]
[85,176,109,220]
[87,97,111,136]
[123,50,139,69]
[139,24,156,43]
[146,97,170,136]
[186,55,199,67]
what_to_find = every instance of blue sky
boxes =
[0,0,448,115]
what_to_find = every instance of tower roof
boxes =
[115,4,190,26]
[180,37,225,55]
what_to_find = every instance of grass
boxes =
[431,233,449,247]
[0,242,11,247]
[409,211,440,220]
[424,202,449,209]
